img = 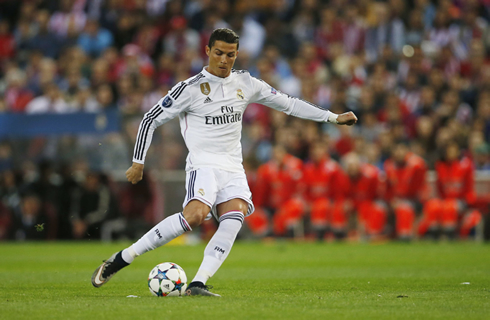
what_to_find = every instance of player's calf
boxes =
[91,212,193,287]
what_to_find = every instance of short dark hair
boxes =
[208,28,239,50]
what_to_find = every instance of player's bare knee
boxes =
[183,200,210,228]
[183,210,204,228]
[217,198,248,217]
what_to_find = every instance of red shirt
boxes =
[384,153,428,202]
[302,157,343,202]
[0,34,15,59]
[435,157,476,205]
[337,164,382,206]
[254,154,303,209]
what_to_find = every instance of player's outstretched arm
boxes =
[249,76,358,126]
[126,162,144,184]
[336,112,358,126]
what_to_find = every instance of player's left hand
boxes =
[337,112,358,126]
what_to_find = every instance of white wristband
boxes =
[327,113,339,124]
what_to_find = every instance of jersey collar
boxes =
[202,67,234,83]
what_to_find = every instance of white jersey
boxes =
[133,67,337,172]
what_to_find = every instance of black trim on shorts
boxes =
[187,170,196,200]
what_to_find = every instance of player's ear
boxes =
[205,45,210,57]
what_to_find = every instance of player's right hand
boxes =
[126,163,144,184]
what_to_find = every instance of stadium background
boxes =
[0,0,489,242]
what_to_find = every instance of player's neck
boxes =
[204,66,231,79]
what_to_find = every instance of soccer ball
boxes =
[148,262,187,297]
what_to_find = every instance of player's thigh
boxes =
[214,170,254,218]
[182,168,218,226]
[216,198,249,217]
[183,168,218,209]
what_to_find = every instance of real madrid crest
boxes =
[236,89,244,100]
[200,82,211,95]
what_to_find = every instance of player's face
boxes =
[206,41,238,78]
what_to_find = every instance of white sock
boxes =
[192,211,244,284]
[121,246,137,264]
[121,212,192,263]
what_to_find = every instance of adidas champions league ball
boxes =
[148,262,187,297]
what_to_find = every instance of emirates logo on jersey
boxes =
[236,89,244,100]
[200,82,211,95]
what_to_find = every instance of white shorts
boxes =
[182,167,255,221]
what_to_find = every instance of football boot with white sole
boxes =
[91,251,128,288]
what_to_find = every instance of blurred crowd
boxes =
[0,0,490,241]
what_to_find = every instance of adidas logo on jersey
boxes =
[204,97,213,103]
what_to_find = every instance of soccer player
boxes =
[91,28,357,296]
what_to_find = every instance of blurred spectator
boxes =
[25,82,71,114]
[406,9,425,46]
[115,44,154,78]
[26,57,60,96]
[279,57,306,97]
[70,172,119,240]
[384,142,429,239]
[255,144,304,236]
[0,20,15,63]
[95,83,115,110]
[70,87,99,112]
[229,14,266,59]
[59,67,90,97]
[0,169,21,213]
[118,171,154,237]
[303,141,344,239]
[337,152,387,239]
[473,143,490,170]
[315,6,344,62]
[291,1,316,44]
[55,163,78,239]
[163,16,200,61]
[0,200,10,239]
[414,0,436,29]
[113,12,136,50]
[343,5,365,55]
[133,22,160,58]
[26,10,61,59]
[419,142,481,239]
[365,2,405,62]
[4,68,34,112]
[78,19,114,58]
[10,193,54,240]
[48,0,86,38]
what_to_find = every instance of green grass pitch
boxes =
[0,241,489,320]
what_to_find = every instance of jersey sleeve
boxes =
[132,82,191,164]
[249,76,337,123]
